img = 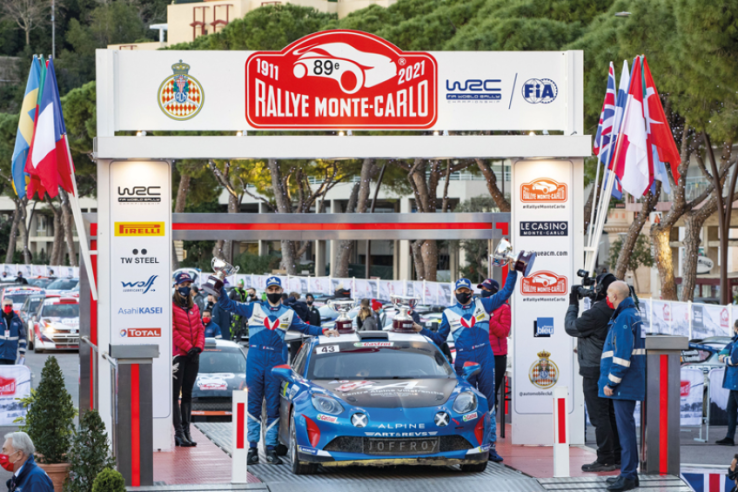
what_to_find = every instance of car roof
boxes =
[314,331,429,345]
[3,286,42,293]
[204,338,242,350]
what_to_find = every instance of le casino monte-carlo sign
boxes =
[111,30,578,132]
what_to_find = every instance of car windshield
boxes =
[5,293,37,304]
[307,340,454,380]
[46,279,78,290]
[42,304,79,318]
[27,278,53,288]
[199,349,246,373]
[23,296,45,313]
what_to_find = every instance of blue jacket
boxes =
[598,297,646,401]
[421,271,517,368]
[0,313,26,362]
[721,334,738,391]
[6,455,53,492]
[204,321,222,339]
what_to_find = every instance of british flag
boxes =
[594,62,624,199]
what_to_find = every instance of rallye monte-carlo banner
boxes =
[111,30,581,132]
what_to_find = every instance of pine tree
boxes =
[64,410,115,492]
[25,356,76,463]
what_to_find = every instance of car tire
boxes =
[275,443,288,456]
[290,411,317,475]
[460,461,488,473]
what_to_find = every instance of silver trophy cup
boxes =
[491,239,536,277]
[202,258,240,296]
[390,295,419,332]
[328,299,356,333]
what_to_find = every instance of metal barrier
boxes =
[108,344,159,487]
[231,390,249,483]
[552,386,569,478]
[641,335,688,476]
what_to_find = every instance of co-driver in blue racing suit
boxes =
[416,272,517,462]
[217,276,338,465]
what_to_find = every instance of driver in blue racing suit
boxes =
[217,276,338,465]
[415,269,517,462]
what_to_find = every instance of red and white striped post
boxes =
[231,390,249,483]
[552,386,569,478]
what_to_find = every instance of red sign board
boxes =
[127,328,161,338]
[521,271,568,296]
[245,30,438,129]
[0,376,16,396]
[520,178,568,203]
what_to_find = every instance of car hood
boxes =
[192,372,245,397]
[312,378,457,408]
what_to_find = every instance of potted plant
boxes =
[64,410,115,492]
[21,356,76,492]
[91,469,125,492]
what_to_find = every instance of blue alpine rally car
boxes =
[272,330,491,474]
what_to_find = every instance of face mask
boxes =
[202,317,211,324]
[2,306,11,314]
[481,290,494,298]
[307,301,313,306]
[177,286,191,298]
[0,452,17,472]
[606,297,614,309]
[456,292,472,305]
[266,293,282,305]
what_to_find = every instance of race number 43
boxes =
[316,345,340,354]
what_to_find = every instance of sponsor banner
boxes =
[693,303,731,339]
[512,159,574,427]
[113,33,576,132]
[671,302,690,337]
[650,300,671,335]
[110,160,172,419]
[0,366,31,426]
[680,367,704,426]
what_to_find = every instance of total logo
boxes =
[117,186,161,204]
[520,178,567,203]
[120,328,162,338]
[522,78,558,104]
[520,271,568,296]
[246,30,438,129]
[445,79,501,101]
[121,275,157,294]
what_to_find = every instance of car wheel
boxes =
[460,461,488,473]
[290,411,317,475]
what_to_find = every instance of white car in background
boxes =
[29,297,80,353]
[44,278,79,295]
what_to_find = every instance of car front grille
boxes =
[323,435,473,454]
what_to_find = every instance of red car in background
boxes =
[29,296,79,353]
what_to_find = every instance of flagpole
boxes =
[586,154,602,247]
[63,140,98,301]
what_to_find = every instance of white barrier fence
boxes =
[1,264,80,278]
[638,298,734,338]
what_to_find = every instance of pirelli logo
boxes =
[114,222,165,237]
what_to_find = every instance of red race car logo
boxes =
[0,376,16,396]
[246,30,438,129]
[520,178,568,203]
[521,271,568,295]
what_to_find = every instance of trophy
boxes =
[390,295,419,332]
[202,258,240,296]
[328,299,356,333]
[491,239,536,277]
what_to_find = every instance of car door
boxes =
[279,342,309,444]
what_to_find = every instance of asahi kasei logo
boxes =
[520,178,567,202]
[245,30,438,129]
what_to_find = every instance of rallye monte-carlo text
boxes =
[272,330,491,475]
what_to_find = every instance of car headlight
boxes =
[452,392,477,414]
[311,394,344,415]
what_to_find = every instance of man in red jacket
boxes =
[479,279,510,410]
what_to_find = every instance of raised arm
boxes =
[480,270,518,313]
[217,287,253,318]
[289,313,325,337]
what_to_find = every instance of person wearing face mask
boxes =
[0,299,26,366]
[716,321,738,446]
[479,279,510,412]
[172,272,205,448]
[217,276,339,465]
[202,310,222,339]
[305,294,321,327]
[247,288,258,303]
[601,281,645,492]
[415,261,518,463]
[2,432,52,492]
[565,272,620,472]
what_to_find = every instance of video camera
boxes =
[573,269,597,301]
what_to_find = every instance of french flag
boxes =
[24,59,74,200]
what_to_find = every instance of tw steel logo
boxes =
[125,328,162,338]
[520,271,568,296]
[246,30,438,129]
[520,178,567,203]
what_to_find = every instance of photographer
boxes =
[565,272,620,472]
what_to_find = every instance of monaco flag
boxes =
[642,56,681,184]
[612,56,650,199]
[24,59,74,199]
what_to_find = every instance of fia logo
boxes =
[522,78,558,104]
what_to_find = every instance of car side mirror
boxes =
[272,364,297,384]
[462,361,481,380]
